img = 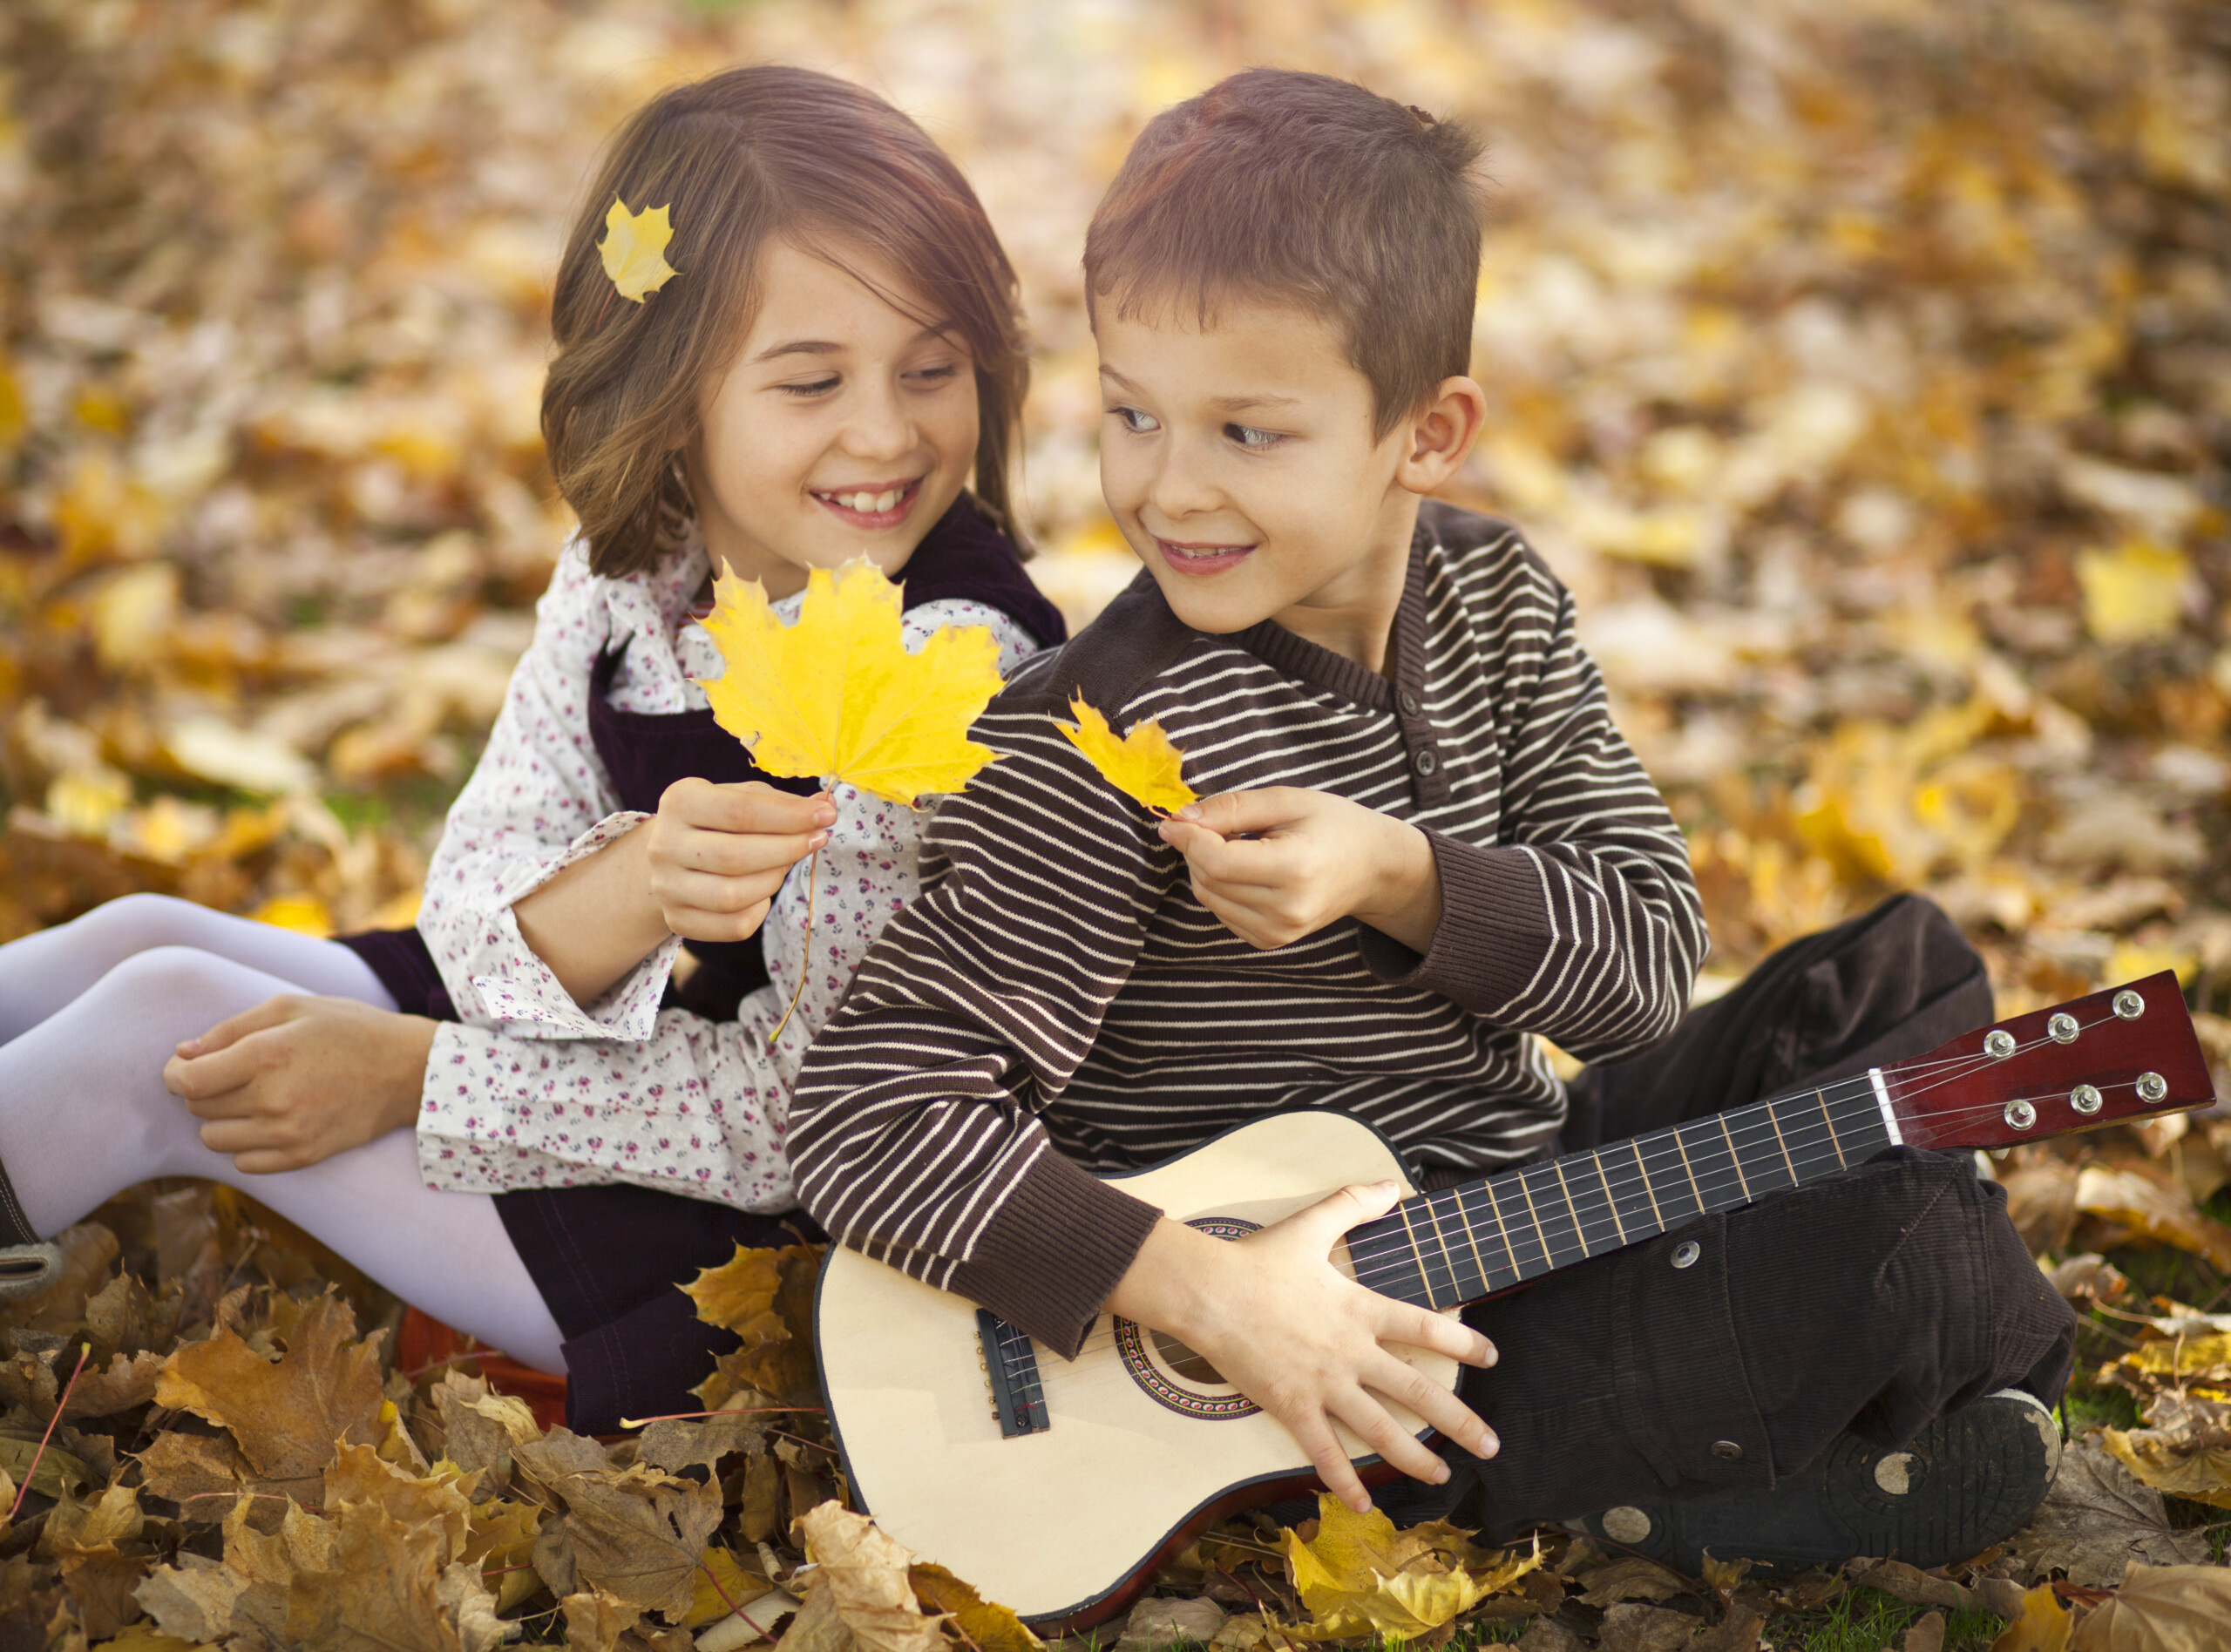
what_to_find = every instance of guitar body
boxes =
[814,972,2214,1630]
[814,1110,1460,1628]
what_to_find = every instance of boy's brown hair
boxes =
[1083,68,1484,439]
[544,66,1030,578]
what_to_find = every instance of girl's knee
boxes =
[68,892,213,961]
[95,944,288,1028]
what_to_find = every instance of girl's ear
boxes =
[1394,376,1488,496]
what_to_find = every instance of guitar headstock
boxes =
[1883,972,2216,1152]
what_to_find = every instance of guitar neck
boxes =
[1344,1070,1896,1311]
[1344,971,2214,1314]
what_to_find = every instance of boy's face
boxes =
[1096,296,1420,647]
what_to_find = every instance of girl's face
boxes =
[688,236,981,598]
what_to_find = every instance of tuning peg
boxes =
[2004,1100,2038,1130]
[2114,990,2145,1019]
[2070,1084,2102,1116]
[2138,1072,2168,1104]
[2048,1013,2078,1044]
[1984,1030,2017,1059]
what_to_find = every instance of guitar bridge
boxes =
[974,1308,1048,1437]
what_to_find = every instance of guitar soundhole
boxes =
[1149,1330,1227,1385]
[1112,1215,1264,1420]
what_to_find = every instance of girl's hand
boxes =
[163,996,437,1173]
[1156,788,1442,954]
[1105,1182,1498,1513]
[643,778,835,944]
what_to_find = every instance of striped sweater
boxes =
[789,503,1708,1355]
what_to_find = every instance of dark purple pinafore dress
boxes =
[337,498,1064,1432]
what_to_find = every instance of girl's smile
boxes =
[811,475,925,530]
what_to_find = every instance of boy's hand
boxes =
[1156,788,1442,953]
[1106,1182,1499,1513]
[165,996,437,1173]
[643,778,834,944]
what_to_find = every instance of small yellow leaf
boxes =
[599,199,677,302]
[696,557,1005,807]
[687,1545,773,1628]
[1278,1494,1541,1642]
[1056,693,1197,816]
[2077,540,2190,646]
[909,1561,1045,1652]
[1990,1582,2072,1652]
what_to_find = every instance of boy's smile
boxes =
[1097,297,1470,670]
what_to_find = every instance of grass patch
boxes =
[1766,1589,2002,1652]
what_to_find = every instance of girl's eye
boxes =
[907,363,962,385]
[781,376,840,397]
[1226,423,1281,450]
[1110,405,1159,435]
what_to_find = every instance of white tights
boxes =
[0,894,566,1371]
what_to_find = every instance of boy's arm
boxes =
[1358,580,1707,1060]
[787,698,1171,1357]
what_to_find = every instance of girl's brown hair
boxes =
[544,66,1030,578]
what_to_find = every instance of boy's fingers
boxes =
[1294,1181,1404,1251]
[1381,1302,1498,1369]
[1171,787,1311,839]
[1329,1386,1449,1487]
[1285,1412,1371,1514]
[1366,1351,1499,1460]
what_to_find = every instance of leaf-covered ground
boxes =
[2,1,2228,1648]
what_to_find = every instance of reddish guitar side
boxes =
[814,972,2217,1628]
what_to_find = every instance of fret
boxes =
[1715,1114,1753,1200]
[1419,1189,1488,1304]
[1394,1198,1448,1309]
[1724,1100,1799,1196]
[1592,1151,1630,1246]
[1483,1171,1553,1280]
[1343,1213,1432,1311]
[1763,1099,1801,1187]
[1675,1118,1744,1215]
[1666,1124,1710,1217]
[1628,1137,1667,1231]
[1517,1163,1583,1269]
[1549,1157,1594,1258]
[1482,1174,1526,1281]
[1443,1182,1508,1298]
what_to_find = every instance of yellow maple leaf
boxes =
[1056,693,1197,816]
[696,558,1004,807]
[2076,539,2190,645]
[599,198,678,303]
[1278,1494,1542,1642]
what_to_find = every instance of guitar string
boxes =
[983,1009,2154,1393]
[987,1020,2153,1394]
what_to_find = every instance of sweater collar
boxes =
[1229,518,1433,712]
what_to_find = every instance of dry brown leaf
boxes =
[2065,1561,2231,1651]
[909,1560,1045,1652]
[2073,1166,2231,1273]
[682,1244,826,1411]
[513,1429,725,1622]
[566,1584,647,1652]
[2100,1394,2231,1509]
[2002,1444,2210,1586]
[153,1292,384,1503]
[793,1501,946,1652]
[2003,1161,2079,1257]
[323,1440,471,1561]
[635,1412,766,1477]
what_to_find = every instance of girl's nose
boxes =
[840,382,914,463]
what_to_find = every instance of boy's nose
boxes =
[1146,442,1224,519]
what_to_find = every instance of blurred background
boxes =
[1,0,2225,1060]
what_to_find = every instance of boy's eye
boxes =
[1226,423,1281,450]
[1109,405,1159,435]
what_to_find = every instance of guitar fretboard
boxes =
[1344,1070,1897,1310]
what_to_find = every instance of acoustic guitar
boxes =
[813,972,2216,1628]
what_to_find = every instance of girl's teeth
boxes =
[822,486,906,514]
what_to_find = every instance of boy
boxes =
[790,69,2072,1568]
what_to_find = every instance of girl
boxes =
[0,66,1063,1431]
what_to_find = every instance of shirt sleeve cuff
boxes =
[949,1149,1163,1359]
[1356,832,1556,1017]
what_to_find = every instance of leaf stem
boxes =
[767,843,820,1048]
[619,1405,826,1428]
[9,1341,90,1521]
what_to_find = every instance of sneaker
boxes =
[0,1154,61,1303]
[1577,1389,2063,1574]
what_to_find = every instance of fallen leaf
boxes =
[2074,1166,2231,1272]
[910,1560,1045,1652]
[696,558,1004,806]
[634,1412,766,1477]
[2066,1561,2231,1651]
[2003,1161,2079,1256]
[1989,1583,2072,1652]
[1055,694,1197,816]
[2002,1444,2209,1586]
[1278,1493,1543,1641]
[600,199,678,304]
[1575,1555,1690,1608]
[152,1292,385,1505]
[323,1440,471,1561]
[1597,1601,1705,1652]
[566,1585,646,1652]
[2099,1332,2231,1397]
[513,1429,724,1622]
[794,1501,946,1652]
[682,1243,826,1411]
[2075,542,2191,646]
[2100,1394,2231,1509]
[689,1546,773,1630]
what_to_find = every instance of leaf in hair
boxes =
[599,198,678,303]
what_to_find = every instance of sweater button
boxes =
[1711,1439,1744,1461]
[1414,749,1438,776]
[1399,689,1420,715]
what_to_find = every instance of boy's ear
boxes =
[1394,376,1488,497]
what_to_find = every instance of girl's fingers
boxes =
[165,1041,267,1102]
[668,779,835,835]
[174,993,299,1059]
[664,899,774,944]
[1364,1351,1498,1460]
[679,828,827,877]
[659,864,793,913]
